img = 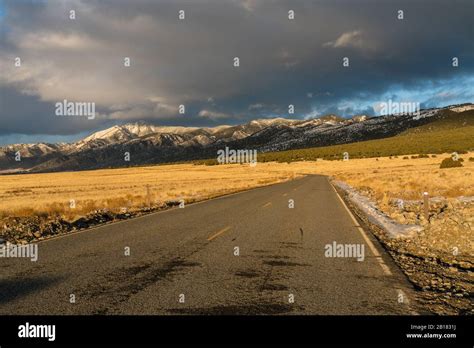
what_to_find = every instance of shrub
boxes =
[469,157,474,162]
[440,157,463,169]
[403,156,409,160]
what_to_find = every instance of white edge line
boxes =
[329,178,420,315]
[328,179,392,276]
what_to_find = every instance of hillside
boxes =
[255,109,474,163]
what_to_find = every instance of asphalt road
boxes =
[0,175,420,315]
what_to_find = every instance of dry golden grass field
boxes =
[309,153,474,209]
[0,152,473,222]
[0,163,301,220]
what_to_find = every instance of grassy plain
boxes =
[1,153,473,221]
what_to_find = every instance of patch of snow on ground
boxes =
[332,180,423,238]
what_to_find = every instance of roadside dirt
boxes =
[0,200,185,244]
[335,182,473,315]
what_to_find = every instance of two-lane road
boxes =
[0,175,420,315]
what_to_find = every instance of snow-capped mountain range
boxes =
[1,103,473,173]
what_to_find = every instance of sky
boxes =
[0,0,473,145]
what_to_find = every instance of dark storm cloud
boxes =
[0,86,111,136]
[0,0,473,142]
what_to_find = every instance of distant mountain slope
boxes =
[215,105,473,153]
[257,109,474,163]
[0,103,472,173]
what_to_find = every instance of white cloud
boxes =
[323,30,376,51]
[198,109,230,120]
[276,49,299,68]
[303,109,321,119]
[248,103,264,110]
[238,0,259,12]
[18,32,102,51]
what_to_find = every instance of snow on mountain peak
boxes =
[449,104,474,113]
[351,115,368,122]
[249,118,298,127]
[80,123,195,145]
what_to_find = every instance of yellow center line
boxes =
[262,202,272,208]
[207,226,231,241]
